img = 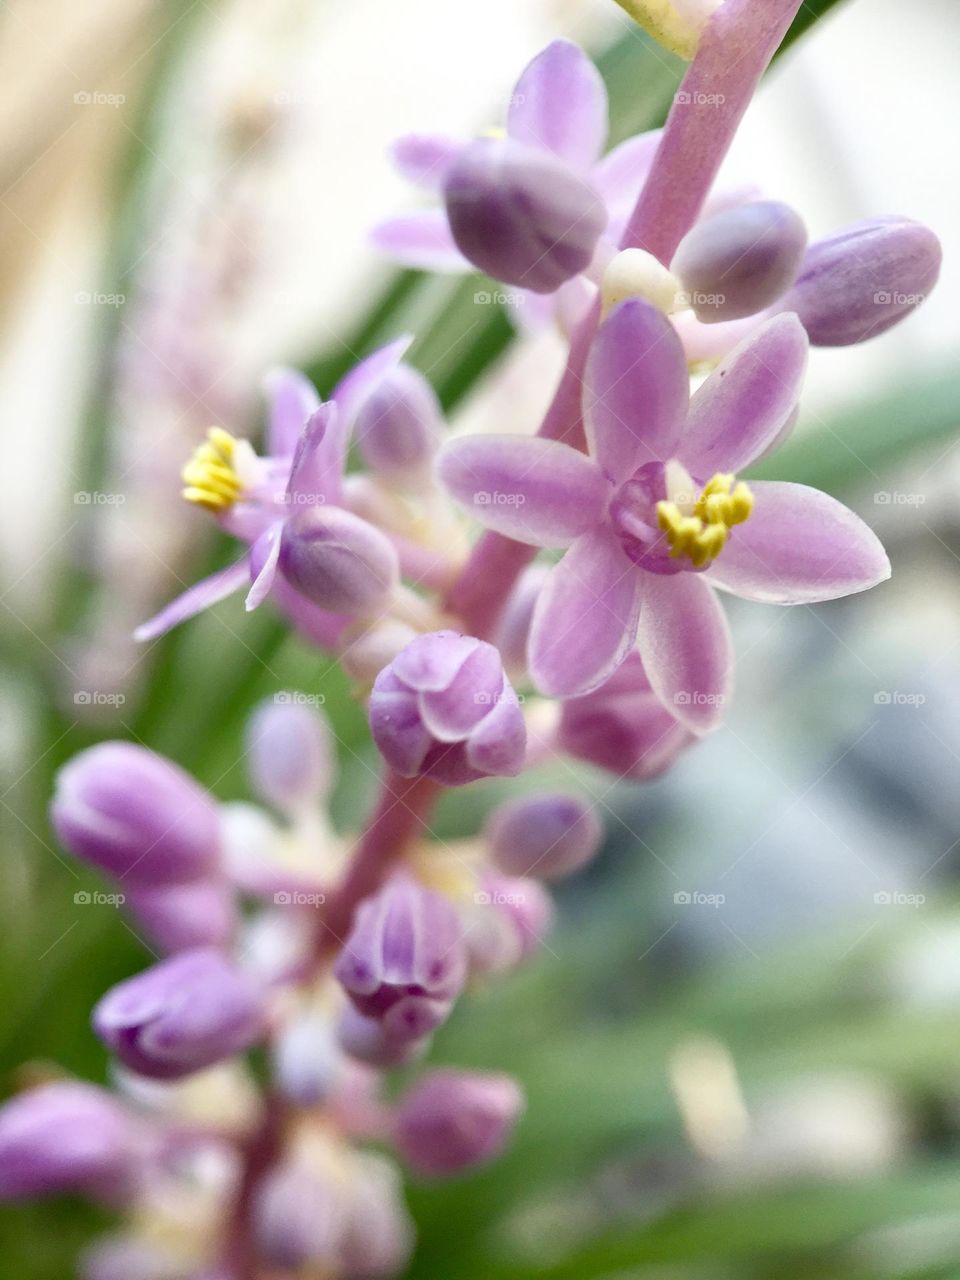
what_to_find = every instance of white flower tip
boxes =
[601,249,682,318]
[613,0,722,59]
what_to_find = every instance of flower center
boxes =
[656,471,753,568]
[181,428,243,512]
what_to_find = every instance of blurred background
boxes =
[3,0,960,1275]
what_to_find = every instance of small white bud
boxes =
[601,248,682,318]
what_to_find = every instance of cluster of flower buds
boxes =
[3,17,942,1280]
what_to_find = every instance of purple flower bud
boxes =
[493,564,550,680]
[273,1011,341,1106]
[485,792,603,880]
[369,631,526,786]
[124,880,236,954]
[51,743,220,885]
[353,363,444,482]
[337,1006,429,1069]
[0,1082,138,1202]
[443,137,607,293]
[340,1153,414,1279]
[779,216,942,346]
[254,1158,348,1270]
[672,200,807,321]
[334,875,466,1043]
[279,506,399,615]
[556,653,695,781]
[393,1069,524,1177]
[245,695,335,815]
[483,873,554,961]
[92,948,266,1080]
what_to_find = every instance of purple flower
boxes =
[135,339,413,645]
[369,630,526,785]
[0,1082,139,1202]
[374,40,664,325]
[51,743,221,885]
[485,792,603,880]
[392,1069,524,1177]
[334,875,466,1047]
[439,300,890,731]
[555,652,696,780]
[92,948,266,1080]
[124,880,236,954]
[245,694,335,817]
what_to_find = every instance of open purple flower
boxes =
[438,300,890,732]
[135,339,413,646]
[374,40,664,327]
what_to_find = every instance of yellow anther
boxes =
[657,471,753,568]
[181,428,243,512]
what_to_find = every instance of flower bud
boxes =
[369,630,526,786]
[779,216,942,346]
[124,880,235,954]
[51,743,220,885]
[340,1152,414,1279]
[334,875,466,1043]
[354,363,444,483]
[485,792,603,880]
[393,1069,524,1177]
[0,1082,138,1202]
[443,137,606,293]
[273,1010,341,1107]
[556,653,695,781]
[255,1157,347,1270]
[337,1007,428,1069]
[672,201,807,322]
[279,506,399,615]
[245,695,334,815]
[93,948,266,1080]
[493,564,549,681]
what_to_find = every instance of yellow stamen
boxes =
[181,427,243,512]
[657,471,753,568]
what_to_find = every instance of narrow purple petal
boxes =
[436,435,608,547]
[591,129,662,214]
[528,528,641,697]
[704,481,891,603]
[263,367,320,458]
[331,335,414,438]
[390,134,463,189]
[133,559,249,641]
[679,313,808,476]
[371,212,471,272]
[583,299,689,483]
[245,524,282,611]
[636,572,732,734]
[507,39,608,172]
[286,403,342,507]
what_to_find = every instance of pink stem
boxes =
[620,0,805,264]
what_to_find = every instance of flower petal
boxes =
[390,134,463,189]
[437,435,608,547]
[507,40,607,173]
[679,313,808,476]
[592,129,662,215]
[704,481,891,604]
[371,211,471,272]
[245,525,282,611]
[262,367,320,459]
[584,299,689,483]
[133,560,249,642]
[636,572,732,734]
[528,528,641,697]
[286,403,341,507]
